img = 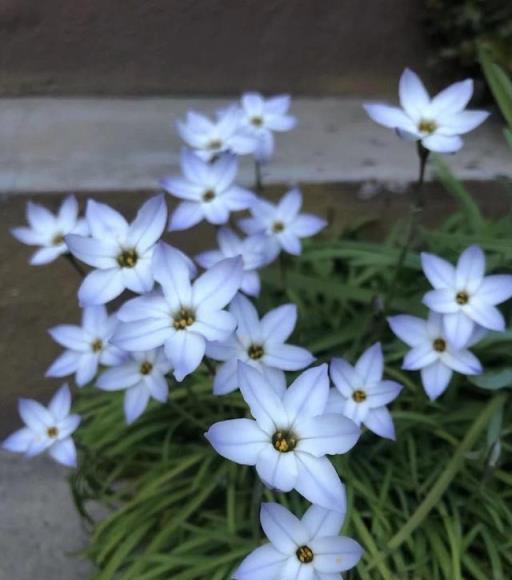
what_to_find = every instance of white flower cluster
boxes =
[389,245,512,400]
[4,72,496,577]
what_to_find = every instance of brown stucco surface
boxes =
[1,183,510,437]
[0,0,431,96]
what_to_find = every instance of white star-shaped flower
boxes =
[388,311,483,400]
[96,348,171,424]
[421,245,512,348]
[239,92,297,162]
[364,68,489,153]
[177,106,256,161]
[46,305,126,387]
[327,343,402,440]
[2,384,81,467]
[196,227,267,297]
[65,194,168,306]
[233,503,363,579]
[113,243,243,382]
[11,195,88,265]
[163,150,255,231]
[239,188,326,260]
[206,293,315,395]
[206,363,360,511]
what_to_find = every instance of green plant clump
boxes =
[423,0,512,85]
[69,59,512,579]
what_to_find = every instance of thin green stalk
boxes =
[383,142,429,314]
[387,393,506,551]
[254,160,263,195]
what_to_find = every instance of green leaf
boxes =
[433,156,483,233]
[469,368,512,390]
[480,47,512,130]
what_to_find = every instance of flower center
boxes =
[248,344,264,360]
[208,139,222,150]
[456,291,469,305]
[418,119,437,134]
[47,426,59,439]
[296,545,314,564]
[91,339,103,353]
[251,116,264,127]
[352,389,367,403]
[52,233,65,246]
[117,249,138,268]
[433,338,446,352]
[272,221,285,233]
[173,307,196,330]
[272,430,297,453]
[140,361,153,375]
[202,189,215,202]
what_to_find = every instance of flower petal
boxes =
[46,350,81,378]
[2,427,34,454]
[456,245,485,290]
[366,380,402,408]
[194,309,237,342]
[165,331,206,381]
[238,362,289,434]
[263,344,314,371]
[205,418,268,465]
[233,544,287,580]
[302,505,345,540]
[421,252,456,289]
[18,398,53,430]
[260,503,307,554]
[113,319,173,352]
[421,361,452,400]
[126,194,167,253]
[295,414,360,456]
[284,365,329,423]
[192,257,243,310]
[430,79,473,115]
[364,406,396,440]
[421,134,463,153]
[212,359,238,395]
[230,293,262,343]
[65,234,118,269]
[260,304,297,343]
[464,301,505,332]
[443,311,475,349]
[355,342,383,386]
[423,288,458,313]
[78,268,125,306]
[402,343,437,370]
[329,359,357,398]
[48,325,89,351]
[152,243,193,307]
[48,438,77,467]
[168,201,204,231]
[256,447,299,492]
[476,275,512,305]
[363,103,414,130]
[124,385,151,424]
[387,315,428,347]
[309,536,363,573]
[399,68,430,120]
[97,363,141,391]
[294,454,346,513]
[48,384,72,420]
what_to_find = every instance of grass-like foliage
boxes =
[71,168,512,578]
[69,57,512,580]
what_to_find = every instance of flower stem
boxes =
[383,142,429,314]
[254,160,263,195]
[64,252,86,278]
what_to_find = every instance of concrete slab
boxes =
[0,450,93,579]
[0,97,509,194]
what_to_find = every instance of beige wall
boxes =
[0,0,431,96]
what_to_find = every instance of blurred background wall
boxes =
[0,0,430,96]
